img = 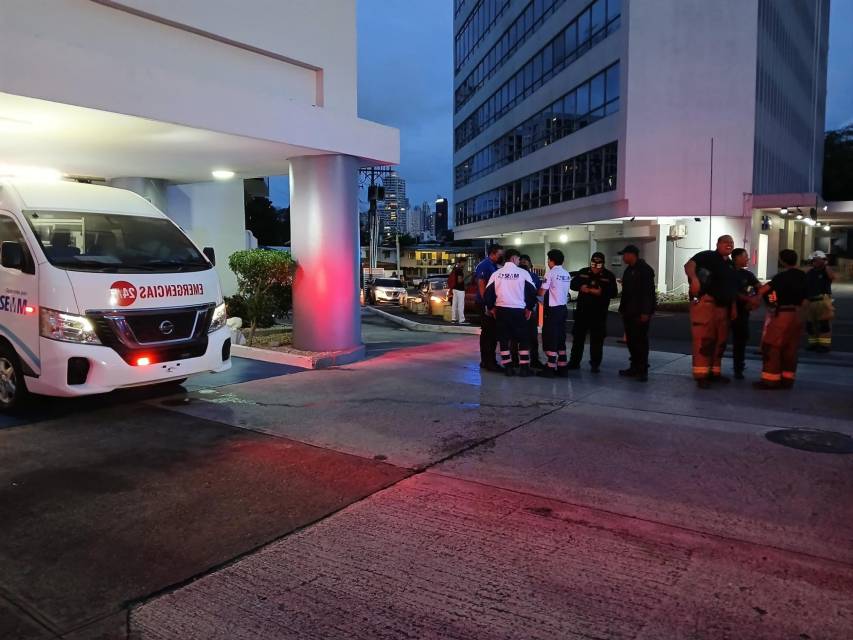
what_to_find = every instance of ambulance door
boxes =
[0,213,40,375]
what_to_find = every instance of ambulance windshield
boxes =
[24,211,211,273]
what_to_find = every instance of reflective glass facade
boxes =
[454,142,618,226]
[456,63,618,188]
[455,0,513,72]
[455,0,620,150]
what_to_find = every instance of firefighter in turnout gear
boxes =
[805,250,835,352]
[754,249,808,389]
[568,251,617,373]
[484,248,539,377]
[536,249,572,378]
[685,235,738,389]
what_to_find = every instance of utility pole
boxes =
[359,165,393,285]
[708,137,714,250]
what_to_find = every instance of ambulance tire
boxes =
[0,343,28,411]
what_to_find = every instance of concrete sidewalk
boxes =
[131,330,853,639]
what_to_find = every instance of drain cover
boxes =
[765,428,853,454]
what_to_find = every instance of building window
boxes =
[455,63,619,188]
[454,142,618,226]
[455,0,512,73]
[454,0,621,147]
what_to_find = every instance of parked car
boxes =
[365,277,407,304]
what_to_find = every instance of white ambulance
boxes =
[0,179,231,410]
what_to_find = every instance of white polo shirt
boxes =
[486,262,534,309]
[541,265,571,306]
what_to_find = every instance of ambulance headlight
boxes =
[39,308,101,344]
[208,302,227,333]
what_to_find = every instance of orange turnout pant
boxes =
[690,295,729,379]
[761,309,803,385]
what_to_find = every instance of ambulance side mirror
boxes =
[1,241,25,270]
[203,247,216,266]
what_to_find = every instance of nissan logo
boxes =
[159,320,175,336]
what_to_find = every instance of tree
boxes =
[823,125,853,201]
[228,249,293,345]
[245,196,290,245]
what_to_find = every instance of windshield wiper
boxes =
[127,260,209,271]
[51,260,117,272]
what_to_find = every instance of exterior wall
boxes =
[752,0,830,195]
[165,181,246,296]
[623,0,759,218]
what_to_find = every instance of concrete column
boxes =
[289,154,361,353]
[543,238,550,266]
[108,177,168,211]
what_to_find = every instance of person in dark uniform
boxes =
[617,245,656,382]
[568,251,617,373]
[517,254,543,368]
[684,235,738,389]
[475,244,503,371]
[729,248,760,379]
[804,250,835,352]
[754,249,808,389]
[484,248,538,377]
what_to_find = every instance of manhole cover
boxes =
[765,428,853,454]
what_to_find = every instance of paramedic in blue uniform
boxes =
[475,243,503,371]
[518,254,543,368]
[536,249,572,378]
[484,248,538,377]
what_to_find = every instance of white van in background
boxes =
[0,179,231,410]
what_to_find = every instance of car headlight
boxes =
[39,308,101,344]
[208,302,227,333]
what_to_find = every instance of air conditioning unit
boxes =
[668,224,686,239]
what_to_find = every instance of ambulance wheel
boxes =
[0,345,27,411]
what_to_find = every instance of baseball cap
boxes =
[618,244,640,255]
[591,251,605,262]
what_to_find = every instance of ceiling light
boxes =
[514,237,522,245]
[795,214,803,220]
[822,205,828,212]
[0,116,34,133]
[559,233,568,243]
[212,169,235,180]
[823,224,830,231]
[0,164,63,181]
[780,208,788,214]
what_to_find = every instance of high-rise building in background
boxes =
[378,172,410,237]
[452,0,830,285]
[434,197,449,241]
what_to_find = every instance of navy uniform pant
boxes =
[495,307,530,366]
[570,307,607,366]
[622,314,650,372]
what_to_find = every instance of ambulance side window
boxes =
[0,216,35,275]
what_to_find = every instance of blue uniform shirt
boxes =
[474,257,498,305]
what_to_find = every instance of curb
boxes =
[231,344,366,369]
[364,306,481,335]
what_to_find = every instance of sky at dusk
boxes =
[270,0,853,209]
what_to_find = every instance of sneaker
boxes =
[696,378,712,389]
[619,368,637,377]
[753,380,782,390]
[710,375,731,384]
[519,365,532,378]
[555,367,570,378]
[536,367,557,378]
[590,364,600,373]
[530,360,547,370]
[734,370,745,380]
[504,366,517,377]
[635,372,648,382]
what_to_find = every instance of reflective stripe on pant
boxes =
[451,291,465,323]
[761,311,803,383]
[806,296,832,346]
[690,296,729,379]
[496,307,529,365]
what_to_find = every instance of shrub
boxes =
[228,249,294,345]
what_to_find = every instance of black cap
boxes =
[591,251,605,262]
[618,244,640,255]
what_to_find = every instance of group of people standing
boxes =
[472,237,835,388]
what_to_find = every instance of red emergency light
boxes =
[135,356,151,366]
